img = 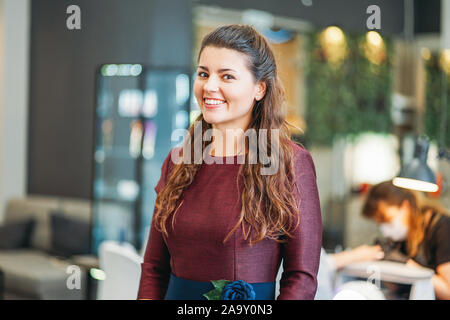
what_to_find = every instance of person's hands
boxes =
[332,244,385,269]
[350,245,385,263]
[406,259,423,269]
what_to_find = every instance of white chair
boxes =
[97,240,143,300]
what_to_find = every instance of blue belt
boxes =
[165,273,275,300]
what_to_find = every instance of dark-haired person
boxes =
[362,180,450,300]
[137,24,322,300]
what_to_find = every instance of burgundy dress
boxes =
[137,141,322,300]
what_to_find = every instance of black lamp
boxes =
[393,42,450,193]
[392,0,439,192]
[393,136,439,192]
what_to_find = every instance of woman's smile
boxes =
[204,97,227,109]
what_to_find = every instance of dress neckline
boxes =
[204,153,244,165]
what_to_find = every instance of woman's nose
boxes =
[203,75,219,92]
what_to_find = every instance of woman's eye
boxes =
[198,72,208,77]
[223,74,235,80]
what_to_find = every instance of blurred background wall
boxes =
[27,0,192,199]
[0,0,29,223]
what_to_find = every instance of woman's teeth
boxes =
[204,98,226,105]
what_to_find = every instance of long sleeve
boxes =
[277,147,323,300]
[137,151,173,299]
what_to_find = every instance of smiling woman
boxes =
[137,24,322,300]
[194,46,266,143]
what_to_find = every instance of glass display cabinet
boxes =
[92,64,190,254]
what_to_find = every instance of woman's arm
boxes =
[432,262,450,300]
[331,245,385,270]
[137,216,171,300]
[277,147,322,300]
[433,262,450,300]
[137,151,174,300]
[428,216,450,300]
[407,259,450,300]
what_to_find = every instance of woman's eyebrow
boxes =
[197,66,237,73]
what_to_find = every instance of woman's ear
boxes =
[255,81,266,101]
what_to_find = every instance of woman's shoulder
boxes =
[429,212,450,267]
[154,147,184,193]
[287,140,316,178]
[433,213,450,233]
[426,212,450,246]
[162,146,184,169]
[158,146,183,179]
[287,139,306,153]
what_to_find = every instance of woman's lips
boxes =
[203,98,226,109]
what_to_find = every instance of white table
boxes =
[335,260,435,300]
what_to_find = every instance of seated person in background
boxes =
[361,180,450,300]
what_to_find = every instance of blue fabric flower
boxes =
[221,280,256,300]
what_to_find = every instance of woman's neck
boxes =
[209,131,245,157]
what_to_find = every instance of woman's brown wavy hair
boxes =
[152,24,302,246]
[362,180,449,257]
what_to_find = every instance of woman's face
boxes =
[375,200,410,225]
[374,200,411,241]
[194,46,266,131]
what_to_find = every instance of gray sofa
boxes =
[0,195,92,299]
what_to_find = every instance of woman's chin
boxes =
[202,115,226,125]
